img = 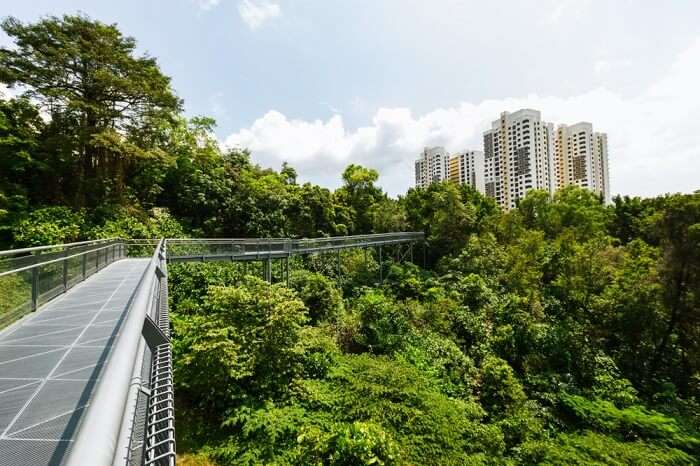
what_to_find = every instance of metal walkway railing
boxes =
[166,232,424,262]
[0,239,127,330]
[0,232,424,466]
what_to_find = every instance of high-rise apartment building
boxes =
[448,150,485,193]
[413,109,610,209]
[483,109,555,210]
[553,122,610,202]
[415,146,449,188]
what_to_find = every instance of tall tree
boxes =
[335,164,384,234]
[0,97,42,233]
[0,14,181,207]
[649,193,700,394]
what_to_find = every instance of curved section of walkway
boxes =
[0,259,149,466]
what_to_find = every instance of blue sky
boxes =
[2,0,700,197]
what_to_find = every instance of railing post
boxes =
[379,245,383,282]
[82,253,87,280]
[31,266,39,311]
[63,255,68,292]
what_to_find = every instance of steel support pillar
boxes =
[31,266,39,311]
[263,258,272,283]
[337,249,341,280]
[285,257,290,286]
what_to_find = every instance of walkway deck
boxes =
[0,259,149,465]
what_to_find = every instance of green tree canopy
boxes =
[0,14,181,206]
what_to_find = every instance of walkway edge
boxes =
[65,243,160,466]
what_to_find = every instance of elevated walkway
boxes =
[0,259,148,465]
[0,232,424,465]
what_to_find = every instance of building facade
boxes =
[413,109,610,209]
[415,146,449,188]
[553,122,610,202]
[483,109,555,210]
[448,150,485,193]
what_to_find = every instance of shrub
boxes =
[289,270,343,324]
[12,206,85,246]
[351,290,411,354]
[173,277,308,412]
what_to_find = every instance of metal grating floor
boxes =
[0,259,149,466]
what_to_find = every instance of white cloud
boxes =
[238,0,281,30]
[193,0,221,11]
[594,58,632,76]
[547,0,593,24]
[225,37,700,198]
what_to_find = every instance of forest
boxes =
[1,14,700,465]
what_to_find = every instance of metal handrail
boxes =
[66,239,168,466]
[0,241,124,277]
[0,237,119,257]
[165,232,423,244]
[165,232,424,258]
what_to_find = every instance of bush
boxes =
[351,290,411,354]
[396,331,477,399]
[289,270,343,324]
[12,206,85,246]
[87,207,184,239]
[295,326,341,379]
[295,354,505,464]
[519,431,696,465]
[560,393,700,453]
[173,277,308,412]
[299,421,400,466]
[169,262,244,311]
[479,356,527,418]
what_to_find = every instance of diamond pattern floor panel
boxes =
[0,258,148,466]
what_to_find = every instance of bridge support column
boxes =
[263,258,272,283]
[337,249,341,280]
[285,256,290,286]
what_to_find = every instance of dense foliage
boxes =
[2,14,700,465]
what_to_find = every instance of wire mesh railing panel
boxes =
[0,240,128,330]
[166,233,424,262]
[143,241,175,466]
[37,260,64,306]
[0,268,32,329]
